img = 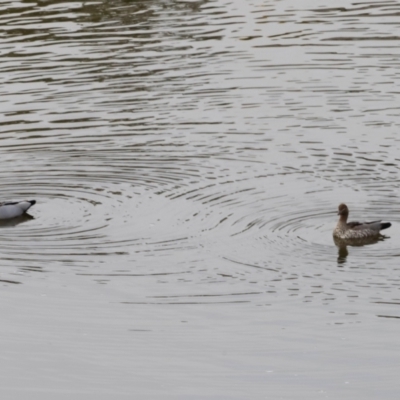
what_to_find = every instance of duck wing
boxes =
[347,221,364,229]
[350,220,382,231]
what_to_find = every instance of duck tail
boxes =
[18,200,36,212]
[381,222,391,231]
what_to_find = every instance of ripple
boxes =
[0,0,399,304]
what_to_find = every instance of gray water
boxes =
[1,0,400,398]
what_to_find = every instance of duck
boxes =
[0,200,36,220]
[333,203,391,240]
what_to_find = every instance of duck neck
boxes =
[339,214,348,224]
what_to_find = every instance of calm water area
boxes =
[1,0,400,398]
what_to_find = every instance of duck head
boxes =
[337,203,349,217]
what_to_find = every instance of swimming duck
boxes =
[0,200,36,219]
[333,203,391,240]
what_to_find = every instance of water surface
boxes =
[1,0,400,398]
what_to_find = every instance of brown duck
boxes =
[333,203,391,240]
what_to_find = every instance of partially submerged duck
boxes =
[333,203,391,240]
[0,200,36,219]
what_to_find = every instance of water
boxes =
[1,0,400,398]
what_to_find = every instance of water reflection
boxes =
[334,235,389,265]
[0,213,33,228]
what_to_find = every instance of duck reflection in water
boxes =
[0,213,34,228]
[334,235,388,264]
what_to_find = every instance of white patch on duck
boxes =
[0,200,36,219]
